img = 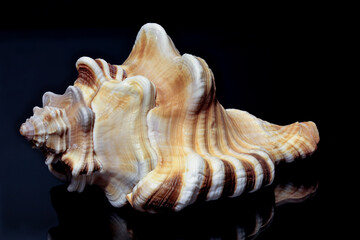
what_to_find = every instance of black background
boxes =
[0,2,346,239]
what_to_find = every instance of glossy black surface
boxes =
[1,5,342,239]
[46,160,319,240]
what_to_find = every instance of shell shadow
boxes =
[47,158,318,240]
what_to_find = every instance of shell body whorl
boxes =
[20,23,319,212]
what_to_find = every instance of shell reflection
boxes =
[48,160,318,240]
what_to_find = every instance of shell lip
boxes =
[20,121,34,141]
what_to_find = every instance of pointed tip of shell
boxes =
[134,22,180,57]
[20,121,34,141]
[303,121,320,145]
[140,23,165,33]
[75,56,94,68]
[299,121,320,157]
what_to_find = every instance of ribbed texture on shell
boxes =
[20,58,127,192]
[20,23,319,212]
[91,75,158,207]
[121,23,319,212]
[42,86,101,177]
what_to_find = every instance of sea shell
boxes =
[20,23,319,212]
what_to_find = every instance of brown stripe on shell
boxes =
[76,64,97,90]
[196,160,212,202]
[142,173,183,211]
[95,59,104,70]
[79,165,89,175]
[122,68,127,79]
[221,160,236,197]
[241,159,256,192]
[79,157,101,175]
[249,153,272,187]
[107,63,118,79]
[61,155,75,172]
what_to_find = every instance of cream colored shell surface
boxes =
[19,23,319,213]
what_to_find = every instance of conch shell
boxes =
[20,23,319,212]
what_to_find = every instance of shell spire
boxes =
[20,121,35,140]
[20,23,319,212]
